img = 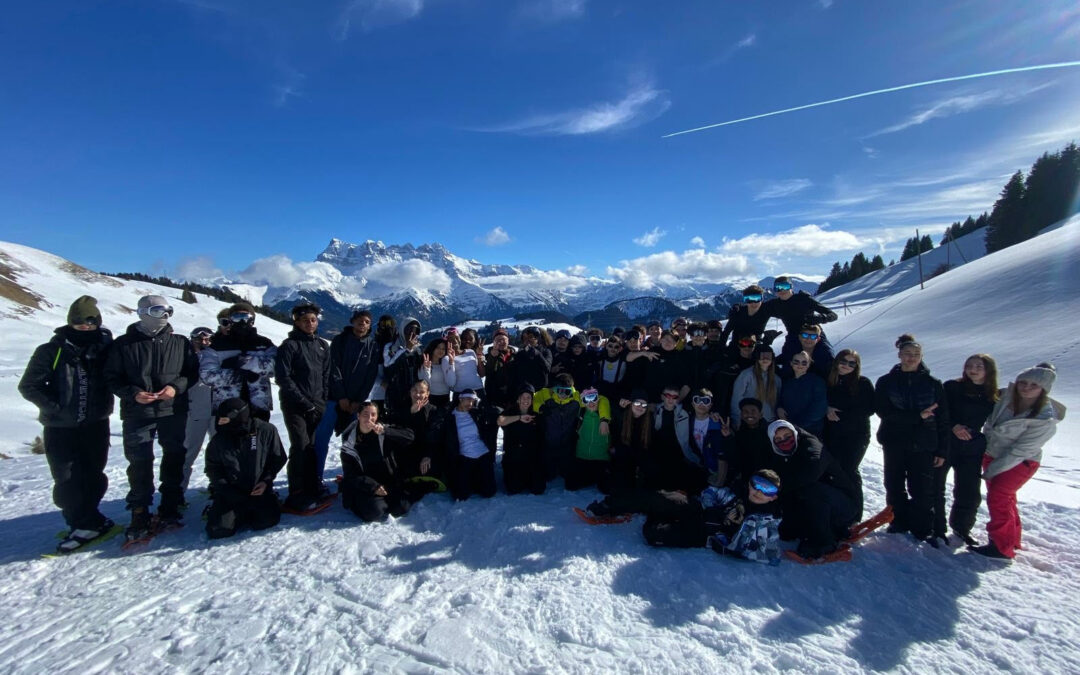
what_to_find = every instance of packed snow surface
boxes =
[1,222,1079,673]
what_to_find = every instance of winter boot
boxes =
[969,542,1011,560]
[56,518,116,554]
[126,508,152,540]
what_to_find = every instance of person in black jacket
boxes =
[204,398,287,539]
[483,328,516,409]
[104,294,199,538]
[339,402,423,522]
[762,276,836,355]
[724,398,773,487]
[389,380,442,481]
[499,384,546,495]
[437,390,500,501]
[509,326,553,393]
[874,334,950,544]
[315,310,380,478]
[939,354,999,545]
[824,349,875,520]
[275,303,333,511]
[19,296,116,552]
[764,420,858,559]
[644,332,687,403]
[720,285,779,348]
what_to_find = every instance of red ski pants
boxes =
[984,458,1040,558]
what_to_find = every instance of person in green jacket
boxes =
[565,388,613,491]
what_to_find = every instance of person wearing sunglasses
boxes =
[564,388,614,492]
[180,326,214,500]
[215,308,232,337]
[720,284,772,349]
[939,354,999,547]
[204,397,287,539]
[776,350,827,437]
[585,328,605,355]
[499,384,546,496]
[595,337,628,403]
[199,301,278,423]
[686,389,729,483]
[606,388,654,495]
[762,276,837,362]
[779,323,834,378]
[765,420,859,561]
[824,349,875,521]
[730,345,781,429]
[104,294,199,540]
[532,373,582,482]
[20,296,116,553]
[643,384,706,493]
[874,334,950,545]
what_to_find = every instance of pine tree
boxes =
[870,254,885,271]
[986,170,1027,253]
[919,234,933,253]
[181,289,197,304]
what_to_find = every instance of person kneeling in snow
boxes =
[340,401,429,522]
[204,398,287,540]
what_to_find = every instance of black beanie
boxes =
[67,295,101,327]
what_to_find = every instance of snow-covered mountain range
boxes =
[213,238,819,330]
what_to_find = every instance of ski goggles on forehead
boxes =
[137,305,173,318]
[692,395,712,406]
[743,294,763,303]
[581,390,599,403]
[751,475,779,496]
[774,282,792,291]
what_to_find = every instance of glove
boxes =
[305,405,324,426]
[762,329,783,345]
[240,369,260,383]
[220,356,240,369]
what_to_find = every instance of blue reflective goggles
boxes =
[751,476,779,496]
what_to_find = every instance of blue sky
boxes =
[2,0,1079,288]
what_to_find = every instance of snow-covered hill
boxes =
[1,226,1079,673]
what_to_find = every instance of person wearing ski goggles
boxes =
[722,284,771,349]
[566,387,613,492]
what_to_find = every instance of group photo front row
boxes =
[18,283,1065,564]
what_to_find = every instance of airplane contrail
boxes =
[662,61,1080,138]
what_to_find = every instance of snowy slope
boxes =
[1,232,1080,673]
[818,227,988,308]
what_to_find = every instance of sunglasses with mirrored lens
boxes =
[839,359,858,367]
[582,393,599,403]
[690,331,706,337]
[632,401,648,408]
[743,295,763,303]
[751,476,780,496]
[774,283,792,292]
[738,339,756,348]
[663,393,679,399]
[799,332,820,340]
[230,312,254,324]
[692,396,712,406]
[138,305,173,318]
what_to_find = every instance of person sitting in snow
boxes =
[204,398,287,539]
[436,389,500,501]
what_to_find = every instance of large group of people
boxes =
[18,280,1065,563]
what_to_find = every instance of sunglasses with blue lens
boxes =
[743,295,763,303]
[774,283,792,292]
[751,476,780,496]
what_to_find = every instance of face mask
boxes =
[774,436,797,455]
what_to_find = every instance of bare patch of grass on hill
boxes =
[0,252,47,314]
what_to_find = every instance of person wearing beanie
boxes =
[970,363,1066,560]
[19,296,116,553]
[199,302,278,423]
[498,383,546,495]
[104,294,199,540]
[761,276,837,357]
[532,372,583,482]
[551,334,596,393]
[204,398,287,539]
[873,334,950,545]
[764,420,859,560]
[275,302,332,512]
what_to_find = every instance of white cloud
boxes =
[606,250,751,290]
[867,83,1055,137]
[272,68,305,107]
[566,264,588,275]
[753,178,813,201]
[477,226,512,246]
[519,0,587,22]
[336,0,423,39]
[689,236,706,248]
[720,224,862,257]
[633,226,667,247]
[175,255,224,281]
[484,269,592,290]
[479,80,671,136]
[238,255,344,288]
[362,259,452,294]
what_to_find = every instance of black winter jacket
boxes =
[340,423,416,488]
[329,328,380,403]
[509,345,552,392]
[104,323,199,421]
[762,292,837,335]
[824,374,875,444]
[875,363,950,457]
[275,330,331,413]
[721,304,771,345]
[943,379,995,459]
[204,419,287,499]
[435,403,501,471]
[763,429,858,507]
[20,326,114,427]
